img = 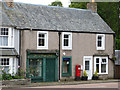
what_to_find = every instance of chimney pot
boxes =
[87,2,97,13]
[5,0,14,8]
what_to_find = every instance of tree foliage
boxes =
[49,0,63,7]
[69,2,120,50]
[69,2,87,9]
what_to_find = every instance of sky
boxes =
[14,0,71,7]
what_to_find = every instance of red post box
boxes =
[75,65,81,78]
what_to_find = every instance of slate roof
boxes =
[0,49,18,56]
[115,50,120,65]
[0,2,114,34]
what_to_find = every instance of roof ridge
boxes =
[13,1,90,12]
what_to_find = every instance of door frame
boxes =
[83,56,93,80]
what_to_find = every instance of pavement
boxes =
[1,79,120,89]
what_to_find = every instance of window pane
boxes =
[39,39,44,46]
[5,28,8,35]
[63,59,70,73]
[98,41,102,47]
[4,59,6,65]
[85,61,89,70]
[102,59,106,63]
[29,59,43,77]
[96,58,99,63]
[3,36,8,46]
[1,28,4,35]
[64,39,69,46]
[98,36,102,40]
[64,35,69,38]
[39,34,44,38]
[101,64,106,73]
[96,64,99,73]
[41,34,44,37]
[1,59,3,65]
[0,37,2,46]
[7,59,9,65]
[2,66,9,74]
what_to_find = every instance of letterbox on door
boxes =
[76,65,81,78]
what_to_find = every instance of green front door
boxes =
[46,58,55,82]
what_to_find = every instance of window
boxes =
[96,34,105,50]
[29,59,43,77]
[62,32,72,50]
[0,57,18,75]
[37,31,48,49]
[94,57,108,74]
[62,56,72,77]
[0,58,10,74]
[0,28,14,48]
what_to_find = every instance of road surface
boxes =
[28,82,119,88]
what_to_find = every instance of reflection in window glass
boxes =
[85,61,89,70]
[64,34,69,46]
[63,58,70,73]
[29,59,42,77]
[38,34,45,46]
[0,58,10,74]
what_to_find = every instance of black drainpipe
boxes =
[58,32,61,81]
[19,30,21,66]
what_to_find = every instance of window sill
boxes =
[62,47,72,50]
[62,73,71,77]
[96,48,105,51]
[0,46,14,48]
[37,46,48,50]
[97,73,108,75]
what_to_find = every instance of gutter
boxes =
[16,28,115,35]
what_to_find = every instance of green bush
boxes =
[2,70,13,80]
[94,70,98,76]
[83,70,87,77]
[1,67,25,80]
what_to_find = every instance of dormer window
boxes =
[96,34,105,50]
[0,28,14,48]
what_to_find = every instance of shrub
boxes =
[2,70,13,80]
[94,70,98,76]
[1,67,25,80]
[83,70,87,77]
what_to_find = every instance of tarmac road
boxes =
[28,82,119,88]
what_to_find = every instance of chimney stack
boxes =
[5,0,14,8]
[87,0,97,13]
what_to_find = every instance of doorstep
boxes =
[1,79,120,89]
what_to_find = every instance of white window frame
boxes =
[62,32,72,50]
[0,57,18,75]
[37,31,48,49]
[96,34,105,50]
[0,57,12,74]
[0,27,14,48]
[94,56,108,74]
